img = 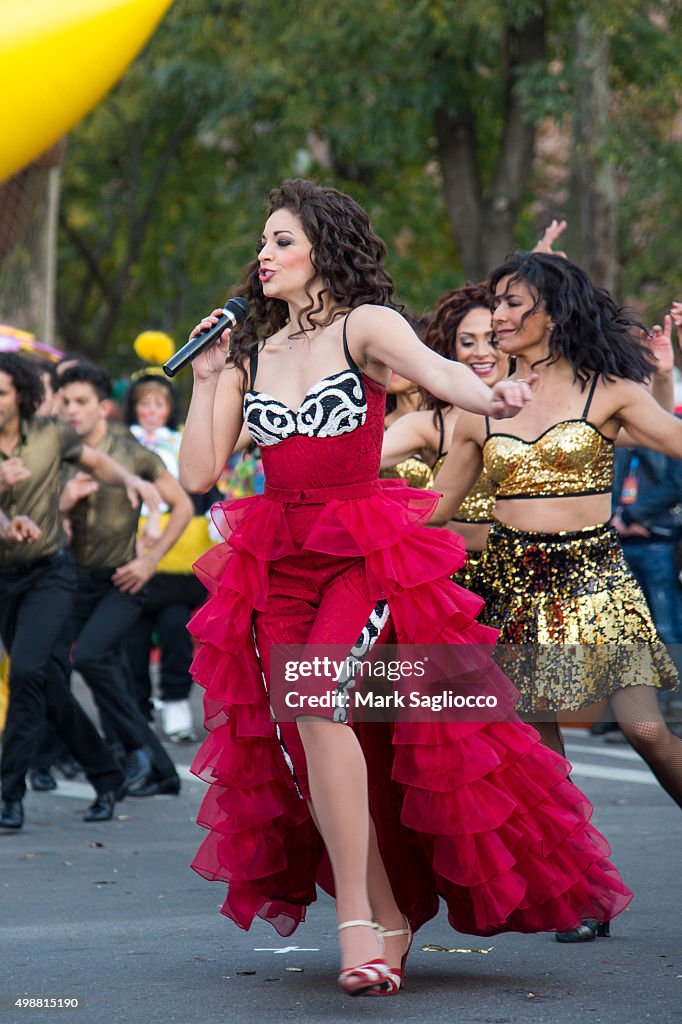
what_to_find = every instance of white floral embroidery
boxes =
[244,371,367,447]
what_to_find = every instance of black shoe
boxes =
[556,919,610,943]
[589,721,620,737]
[0,800,24,829]
[123,748,152,791]
[30,770,58,792]
[127,774,181,798]
[54,756,80,780]
[83,789,122,823]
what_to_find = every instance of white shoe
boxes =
[161,699,196,742]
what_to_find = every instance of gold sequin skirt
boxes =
[470,521,679,713]
[453,547,484,590]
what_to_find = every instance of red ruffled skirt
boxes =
[188,479,632,937]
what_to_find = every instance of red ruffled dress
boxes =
[188,338,631,938]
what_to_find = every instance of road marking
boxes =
[565,742,643,763]
[31,757,655,803]
[254,947,319,954]
[568,761,656,785]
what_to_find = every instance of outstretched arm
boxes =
[353,305,534,420]
[611,379,682,458]
[78,447,162,513]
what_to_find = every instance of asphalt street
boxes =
[1,694,680,1024]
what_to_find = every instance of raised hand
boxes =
[188,309,233,380]
[533,219,568,258]
[646,316,674,375]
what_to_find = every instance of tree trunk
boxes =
[434,104,483,278]
[434,6,547,280]
[568,13,618,293]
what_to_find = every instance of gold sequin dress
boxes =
[381,456,434,490]
[470,379,678,713]
[433,451,496,588]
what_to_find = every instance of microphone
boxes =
[163,296,250,377]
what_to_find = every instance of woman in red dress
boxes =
[179,180,631,997]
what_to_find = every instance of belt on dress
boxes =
[264,479,382,503]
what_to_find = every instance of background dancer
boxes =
[382,283,505,584]
[52,362,192,796]
[432,252,682,830]
[0,353,146,828]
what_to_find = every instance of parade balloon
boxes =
[0,0,175,183]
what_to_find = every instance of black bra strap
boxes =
[342,313,361,372]
[435,407,446,460]
[248,343,259,390]
[484,415,492,437]
[581,374,599,419]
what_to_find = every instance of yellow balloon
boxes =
[0,0,175,183]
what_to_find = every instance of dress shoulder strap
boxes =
[342,313,361,372]
[581,374,599,419]
[248,343,259,390]
[484,415,492,437]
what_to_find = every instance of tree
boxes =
[56,0,682,370]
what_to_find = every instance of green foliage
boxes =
[57,0,682,370]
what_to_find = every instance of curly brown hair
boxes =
[419,282,492,413]
[227,179,396,378]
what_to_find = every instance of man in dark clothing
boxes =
[0,353,159,829]
[55,363,192,796]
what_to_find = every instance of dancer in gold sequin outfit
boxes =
[382,284,503,584]
[433,251,682,820]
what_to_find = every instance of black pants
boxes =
[126,573,205,709]
[63,567,177,781]
[0,553,123,802]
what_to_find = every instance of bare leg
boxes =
[367,817,409,970]
[307,800,407,970]
[610,685,682,808]
[297,717,383,971]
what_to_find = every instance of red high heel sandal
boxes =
[337,920,391,996]
[368,916,413,996]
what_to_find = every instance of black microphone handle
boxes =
[163,308,239,378]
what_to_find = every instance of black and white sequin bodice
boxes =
[244,369,367,447]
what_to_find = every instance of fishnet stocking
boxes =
[610,685,682,809]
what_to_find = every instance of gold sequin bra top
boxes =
[482,376,614,500]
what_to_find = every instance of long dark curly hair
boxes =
[419,282,493,414]
[488,252,654,386]
[0,353,45,419]
[227,179,396,379]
